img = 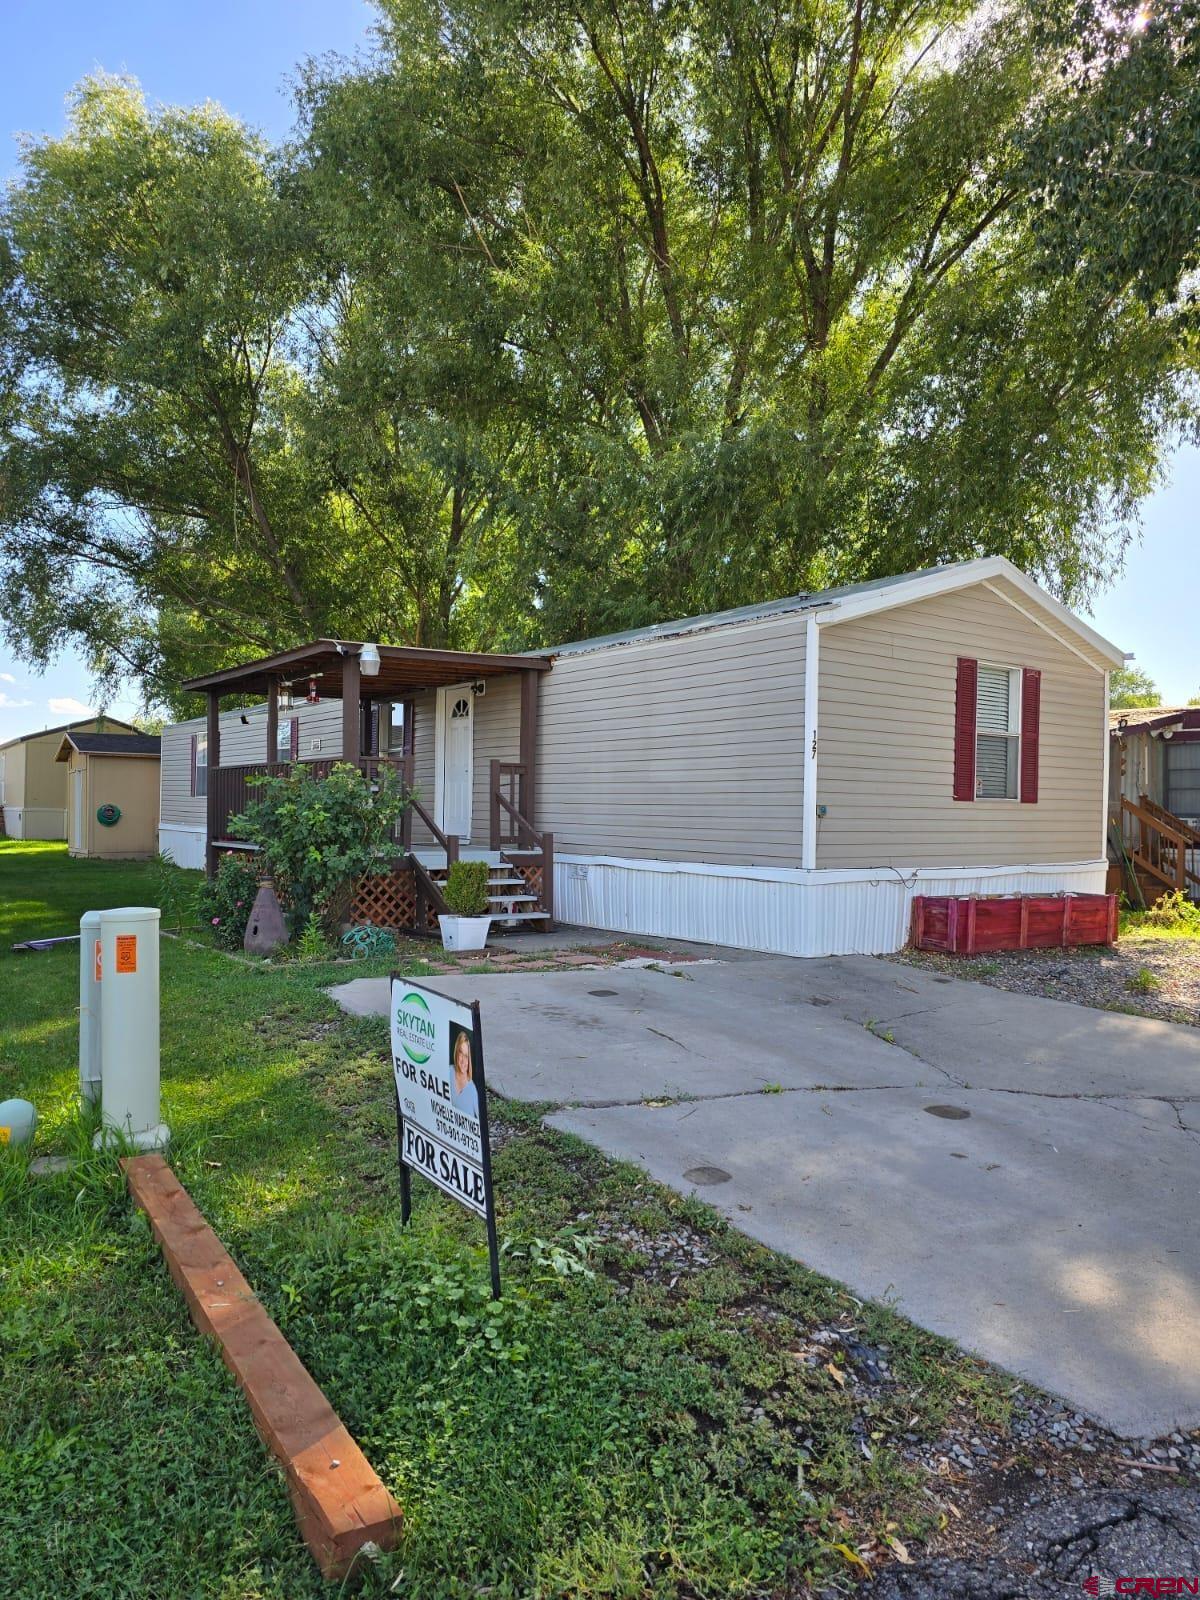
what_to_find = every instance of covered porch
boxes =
[181,638,555,930]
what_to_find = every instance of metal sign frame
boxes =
[390,976,501,1298]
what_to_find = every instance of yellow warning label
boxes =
[0,1127,10,1145]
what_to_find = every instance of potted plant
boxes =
[439,859,493,952]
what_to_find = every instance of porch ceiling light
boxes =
[359,643,382,677]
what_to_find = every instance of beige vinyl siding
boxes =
[1,742,25,808]
[409,690,437,846]
[159,719,205,829]
[536,614,807,866]
[815,585,1106,868]
[159,699,345,830]
[470,676,521,844]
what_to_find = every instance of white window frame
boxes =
[276,716,296,761]
[195,732,209,798]
[975,662,1022,802]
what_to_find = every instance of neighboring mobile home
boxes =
[0,717,137,840]
[161,557,1124,956]
[1108,705,1200,904]
[55,731,161,859]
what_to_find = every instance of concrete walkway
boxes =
[332,955,1200,1437]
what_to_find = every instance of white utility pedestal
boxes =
[79,909,102,1108]
[94,906,169,1152]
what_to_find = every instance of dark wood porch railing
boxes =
[1116,793,1200,900]
[209,761,291,844]
[210,757,416,844]
[490,758,554,923]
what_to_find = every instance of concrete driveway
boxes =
[332,953,1200,1437]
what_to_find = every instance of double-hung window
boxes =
[193,733,208,797]
[975,665,1021,800]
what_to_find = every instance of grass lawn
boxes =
[1,844,1013,1600]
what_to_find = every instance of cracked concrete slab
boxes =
[331,954,1200,1434]
[548,1085,1199,1436]
[332,966,916,1103]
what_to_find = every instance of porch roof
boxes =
[181,639,552,700]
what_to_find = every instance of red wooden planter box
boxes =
[910,892,1117,955]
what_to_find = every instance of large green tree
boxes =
[1,3,1197,705]
[0,81,328,702]
[300,0,1197,641]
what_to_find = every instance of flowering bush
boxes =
[231,761,407,933]
[194,854,262,949]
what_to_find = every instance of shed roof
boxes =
[0,716,137,754]
[55,731,161,762]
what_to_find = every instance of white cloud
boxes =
[0,672,15,683]
[48,696,95,718]
[0,692,33,709]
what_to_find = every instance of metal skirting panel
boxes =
[6,806,67,841]
[158,824,207,871]
[553,855,1109,958]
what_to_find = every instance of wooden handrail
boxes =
[490,758,554,923]
[1121,795,1191,851]
[1118,794,1200,896]
[407,853,451,926]
[1139,793,1200,849]
[495,787,544,848]
[405,794,459,865]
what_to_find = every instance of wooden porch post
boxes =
[399,697,414,853]
[519,668,539,826]
[265,676,278,765]
[341,651,361,764]
[205,689,221,877]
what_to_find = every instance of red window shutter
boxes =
[189,733,198,797]
[1020,668,1041,804]
[953,657,978,801]
[289,717,299,760]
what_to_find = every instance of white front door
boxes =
[436,685,474,842]
[71,769,85,852]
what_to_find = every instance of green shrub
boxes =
[443,858,491,915]
[1141,890,1200,931]
[231,761,407,932]
[193,854,261,949]
[1126,965,1162,994]
[295,911,331,962]
[149,850,193,933]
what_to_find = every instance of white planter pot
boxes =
[438,914,493,952]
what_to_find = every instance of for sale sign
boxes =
[389,977,500,1292]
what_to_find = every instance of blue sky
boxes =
[0,0,1195,742]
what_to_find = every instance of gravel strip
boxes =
[892,936,1200,1026]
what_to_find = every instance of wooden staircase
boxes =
[399,773,554,933]
[1112,794,1200,907]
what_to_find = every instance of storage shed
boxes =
[55,731,161,859]
[0,716,138,839]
